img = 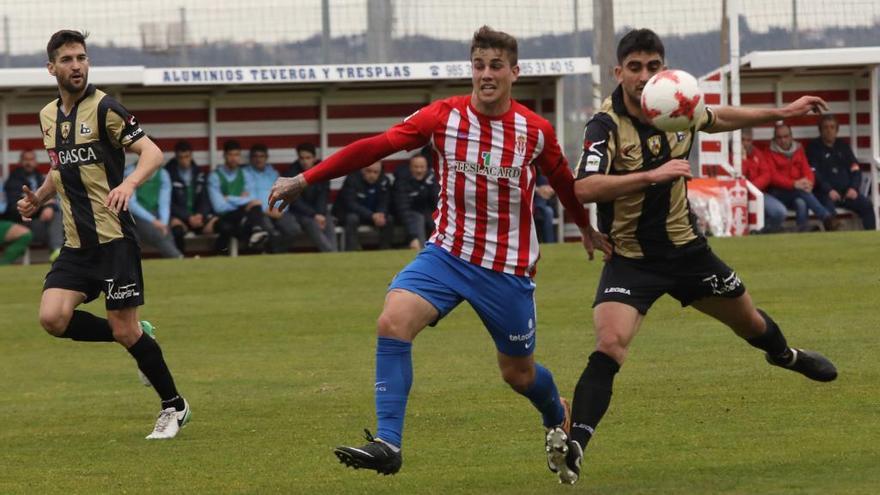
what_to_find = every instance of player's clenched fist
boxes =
[16,185,41,221]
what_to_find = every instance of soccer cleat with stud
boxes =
[137,321,156,387]
[146,398,191,440]
[334,429,402,475]
[545,427,582,484]
[765,348,837,382]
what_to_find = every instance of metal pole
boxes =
[791,0,799,49]
[3,15,10,68]
[208,95,218,170]
[572,0,582,118]
[179,7,189,66]
[593,0,616,99]
[321,0,331,64]
[319,90,328,159]
[555,77,567,242]
[1,97,8,179]
[729,0,742,177]
[720,0,729,66]
[870,66,879,230]
[367,0,393,63]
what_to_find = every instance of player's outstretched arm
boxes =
[705,96,829,133]
[268,132,401,211]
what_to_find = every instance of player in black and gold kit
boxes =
[16,30,190,440]
[545,30,838,484]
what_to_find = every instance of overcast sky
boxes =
[1,0,877,55]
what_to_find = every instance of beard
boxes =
[58,73,87,93]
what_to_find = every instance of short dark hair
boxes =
[297,142,317,156]
[47,30,88,62]
[617,29,665,64]
[773,123,792,137]
[818,114,838,130]
[174,140,192,153]
[250,143,268,155]
[223,140,241,153]
[470,25,518,66]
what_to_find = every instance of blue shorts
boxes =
[389,244,537,357]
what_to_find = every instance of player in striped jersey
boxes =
[564,29,838,484]
[270,26,609,476]
[17,30,190,439]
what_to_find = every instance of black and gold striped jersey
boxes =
[40,84,145,248]
[576,85,715,260]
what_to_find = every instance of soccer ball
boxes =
[640,69,706,132]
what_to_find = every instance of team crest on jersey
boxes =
[647,135,662,156]
[60,121,71,141]
[515,134,527,156]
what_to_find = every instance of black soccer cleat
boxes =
[334,429,402,475]
[545,427,583,484]
[766,348,838,382]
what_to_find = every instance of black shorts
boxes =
[43,239,145,310]
[594,245,745,315]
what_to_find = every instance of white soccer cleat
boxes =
[146,399,191,440]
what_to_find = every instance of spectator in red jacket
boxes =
[766,124,834,231]
[741,128,786,233]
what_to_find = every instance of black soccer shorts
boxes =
[593,245,745,315]
[44,239,145,310]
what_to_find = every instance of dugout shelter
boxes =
[698,46,880,232]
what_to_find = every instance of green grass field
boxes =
[1,232,878,494]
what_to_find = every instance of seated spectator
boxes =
[245,143,301,253]
[208,140,269,253]
[533,172,557,243]
[766,123,835,232]
[0,181,33,266]
[285,143,337,252]
[4,150,63,258]
[165,140,217,253]
[741,128,786,233]
[125,160,182,258]
[393,154,438,249]
[806,114,876,230]
[333,162,392,251]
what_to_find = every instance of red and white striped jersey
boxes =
[386,95,579,276]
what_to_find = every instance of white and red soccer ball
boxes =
[640,69,706,132]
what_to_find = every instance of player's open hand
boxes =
[782,96,829,118]
[269,174,308,211]
[580,225,612,262]
[16,185,40,221]
[106,180,136,213]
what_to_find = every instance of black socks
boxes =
[127,333,180,402]
[746,309,792,362]
[570,351,621,450]
[60,311,115,342]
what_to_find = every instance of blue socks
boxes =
[374,337,413,449]
[520,363,565,428]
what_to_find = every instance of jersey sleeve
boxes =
[535,121,590,229]
[575,113,616,179]
[103,97,145,149]
[384,100,445,151]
